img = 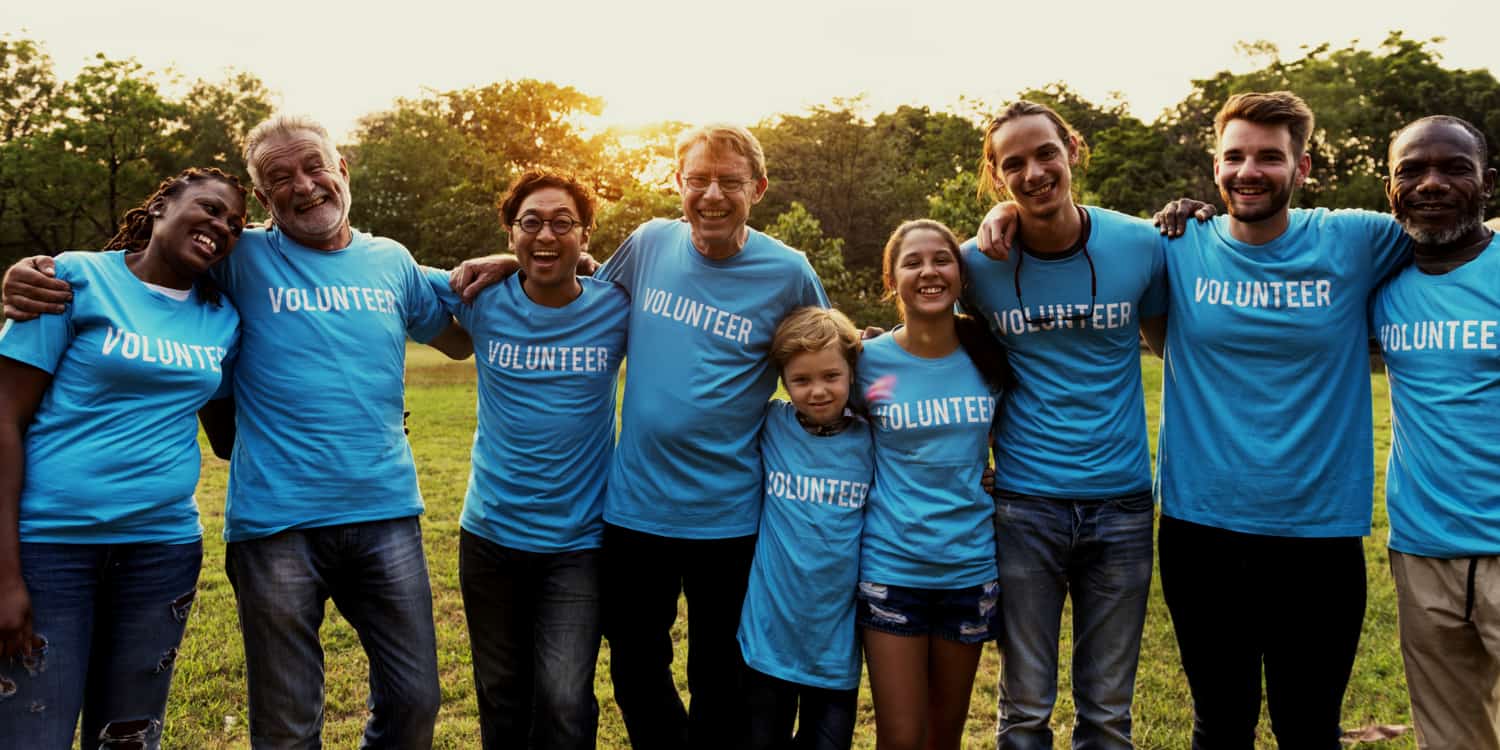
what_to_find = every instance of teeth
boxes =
[699,210,729,218]
[298,196,326,211]
[918,286,945,294]
[191,232,215,251]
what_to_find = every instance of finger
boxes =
[449,264,472,294]
[3,304,41,322]
[1195,206,1215,221]
[460,275,488,304]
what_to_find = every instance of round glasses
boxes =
[512,215,581,235]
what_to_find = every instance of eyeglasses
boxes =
[1012,208,1097,327]
[681,175,755,194]
[512,215,581,235]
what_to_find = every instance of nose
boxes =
[290,169,316,194]
[1023,159,1046,184]
[1414,167,1450,194]
[703,180,726,199]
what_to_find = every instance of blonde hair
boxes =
[242,114,340,190]
[771,306,862,372]
[675,123,767,182]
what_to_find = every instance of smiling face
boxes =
[676,141,767,259]
[1387,119,1495,248]
[891,227,963,320]
[783,344,853,426]
[251,129,352,249]
[148,179,247,281]
[989,114,1076,220]
[1214,118,1309,225]
[511,186,585,300]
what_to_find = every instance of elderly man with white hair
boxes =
[2,113,471,749]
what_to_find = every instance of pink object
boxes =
[865,374,897,404]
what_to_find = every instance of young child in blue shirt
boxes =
[738,306,873,750]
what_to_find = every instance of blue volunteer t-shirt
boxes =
[0,250,238,544]
[1373,235,1500,558]
[1156,209,1409,537]
[426,269,629,552]
[595,218,829,538]
[738,400,873,690]
[961,206,1167,499]
[212,227,450,542]
[855,333,1000,587]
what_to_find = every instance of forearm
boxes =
[1140,315,1167,358]
[0,425,24,585]
[426,318,473,360]
[198,397,236,460]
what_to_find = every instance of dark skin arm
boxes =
[449,252,599,304]
[198,397,236,461]
[426,318,473,360]
[2,256,72,321]
[0,357,51,658]
[1141,315,1168,358]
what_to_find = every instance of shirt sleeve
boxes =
[400,252,452,344]
[596,221,650,295]
[1140,234,1170,318]
[211,329,240,401]
[421,265,475,331]
[1335,209,1412,289]
[0,258,77,374]
[798,257,830,308]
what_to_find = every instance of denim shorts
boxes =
[855,579,1001,643]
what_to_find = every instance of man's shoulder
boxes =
[579,275,632,312]
[745,228,817,272]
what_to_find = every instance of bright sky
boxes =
[10,0,1495,140]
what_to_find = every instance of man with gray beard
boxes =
[1370,114,1500,750]
[2,114,471,749]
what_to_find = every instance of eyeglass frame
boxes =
[1012,206,1097,327]
[680,175,758,194]
[511,215,583,236]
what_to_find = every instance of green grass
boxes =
[161,346,1411,748]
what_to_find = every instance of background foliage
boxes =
[3,31,1498,322]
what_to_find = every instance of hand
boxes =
[861,326,885,340]
[449,255,519,304]
[981,467,996,494]
[3,256,73,321]
[577,252,600,277]
[1151,199,1216,237]
[0,576,35,660]
[977,202,1021,261]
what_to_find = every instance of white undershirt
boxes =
[142,281,191,301]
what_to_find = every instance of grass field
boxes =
[158,344,1413,748]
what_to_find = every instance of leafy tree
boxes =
[590,181,679,262]
[174,71,274,199]
[764,201,896,328]
[0,35,60,265]
[347,101,510,268]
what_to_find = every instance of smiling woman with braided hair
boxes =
[0,167,246,750]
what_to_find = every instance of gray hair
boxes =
[242,114,340,189]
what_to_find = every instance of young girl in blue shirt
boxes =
[855,219,1010,750]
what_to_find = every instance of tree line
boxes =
[2,32,1496,327]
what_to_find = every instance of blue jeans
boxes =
[0,541,201,750]
[458,530,601,750]
[992,490,1154,750]
[225,517,440,750]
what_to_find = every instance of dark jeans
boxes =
[600,523,756,750]
[225,516,440,750]
[458,530,601,750]
[0,541,201,750]
[992,490,1154,750]
[1159,515,1366,750]
[743,667,857,750]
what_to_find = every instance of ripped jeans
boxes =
[0,540,202,750]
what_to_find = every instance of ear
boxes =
[338,157,350,182]
[253,188,272,214]
[1293,151,1313,187]
[1483,167,1497,200]
[1383,174,1397,214]
[148,196,168,218]
[749,176,769,205]
[1068,135,1082,165]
